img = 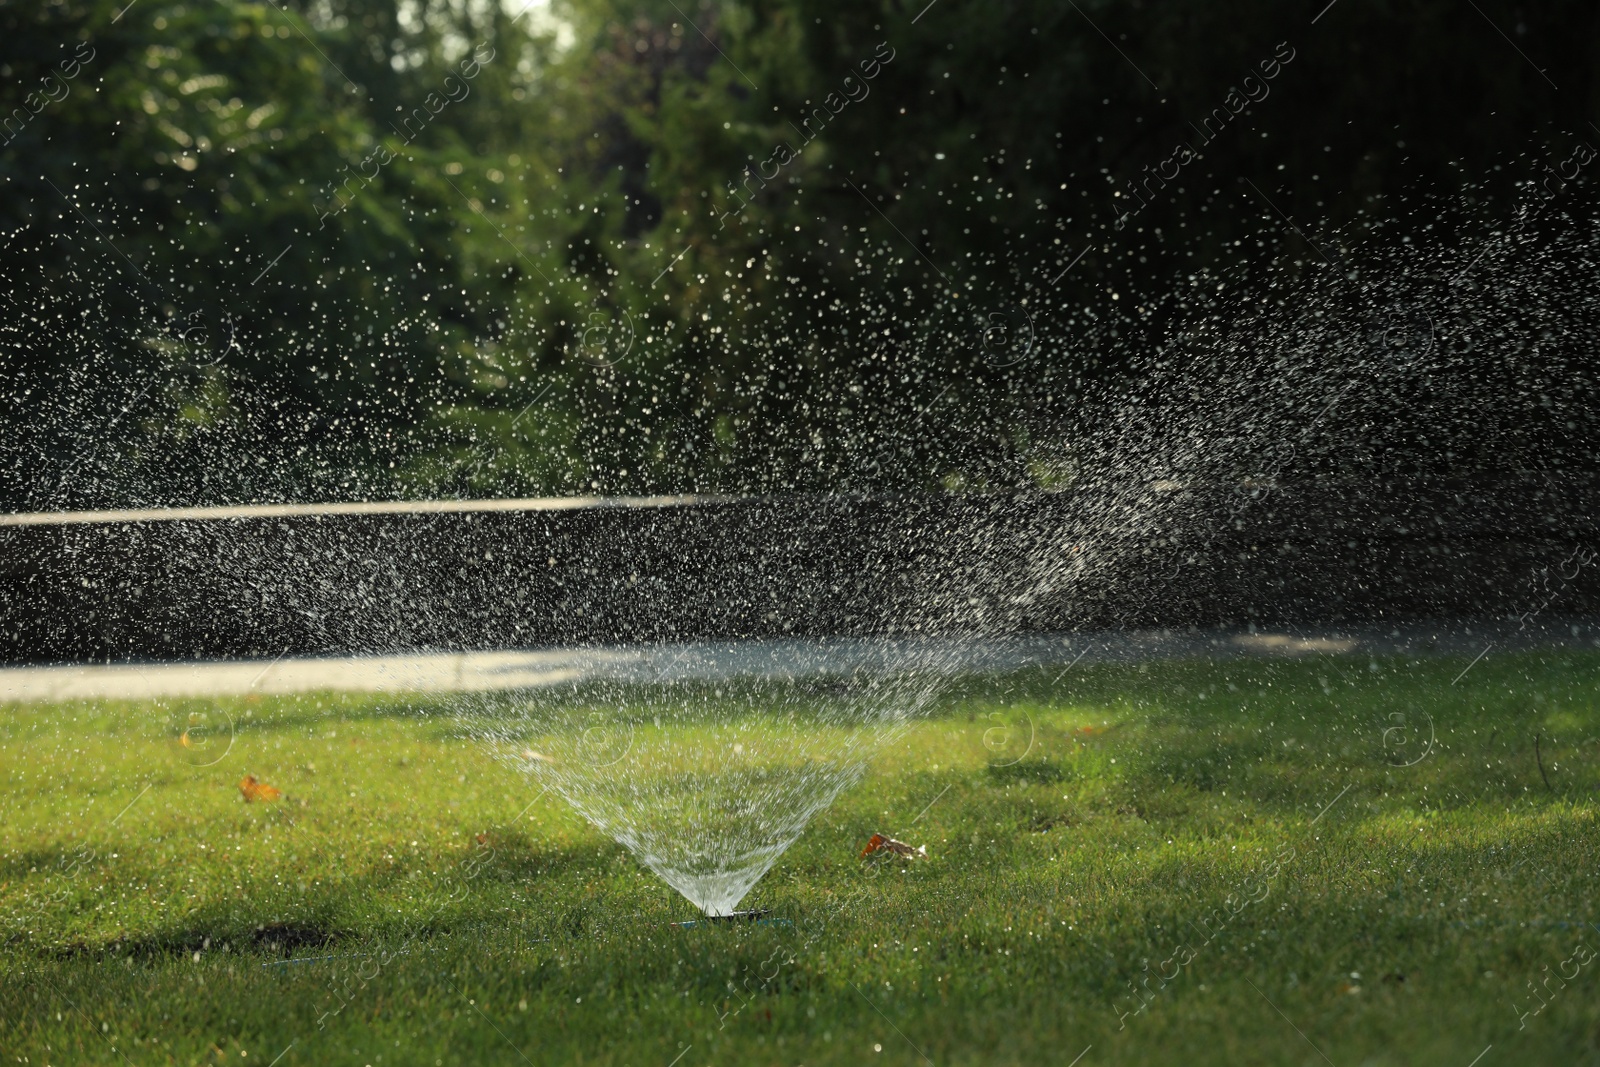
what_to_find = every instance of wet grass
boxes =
[2,648,1599,1065]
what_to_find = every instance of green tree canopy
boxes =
[2,0,1596,508]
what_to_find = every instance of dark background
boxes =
[2,0,1598,510]
[3,473,1597,662]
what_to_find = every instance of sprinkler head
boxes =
[670,909,783,930]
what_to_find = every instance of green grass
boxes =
[3,649,1600,1065]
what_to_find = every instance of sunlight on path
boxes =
[2,621,1593,704]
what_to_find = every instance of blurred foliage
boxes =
[1,0,1597,506]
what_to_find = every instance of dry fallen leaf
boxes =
[239,775,282,803]
[522,749,555,764]
[860,833,927,859]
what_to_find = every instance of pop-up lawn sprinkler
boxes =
[670,908,791,929]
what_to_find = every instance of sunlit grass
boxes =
[2,649,1597,1064]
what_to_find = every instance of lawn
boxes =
[2,647,1598,1065]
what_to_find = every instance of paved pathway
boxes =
[1,620,1593,704]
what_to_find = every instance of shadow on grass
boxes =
[987,759,1067,784]
[7,826,631,964]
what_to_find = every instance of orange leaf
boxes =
[239,775,282,803]
[860,833,926,859]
